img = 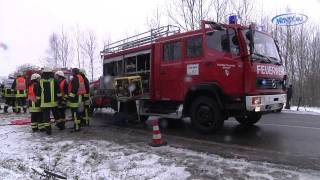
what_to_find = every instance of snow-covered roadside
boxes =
[0,114,189,179]
[1,113,320,179]
[282,106,320,116]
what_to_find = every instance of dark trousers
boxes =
[15,97,27,112]
[31,112,42,130]
[42,107,59,130]
[55,107,67,130]
[57,107,66,122]
[4,97,15,112]
[71,108,81,131]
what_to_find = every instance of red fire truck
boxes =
[100,20,287,133]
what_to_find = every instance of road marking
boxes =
[259,123,320,131]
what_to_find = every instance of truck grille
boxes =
[256,78,283,89]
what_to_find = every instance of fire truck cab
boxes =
[101,20,286,133]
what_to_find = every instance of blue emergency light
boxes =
[261,79,267,86]
[229,15,238,24]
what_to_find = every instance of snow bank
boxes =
[0,114,190,180]
[282,106,320,115]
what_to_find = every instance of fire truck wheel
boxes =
[190,96,224,134]
[236,112,262,126]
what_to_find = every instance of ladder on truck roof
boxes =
[103,25,180,54]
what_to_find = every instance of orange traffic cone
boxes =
[149,118,167,147]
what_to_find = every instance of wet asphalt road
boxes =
[93,110,320,170]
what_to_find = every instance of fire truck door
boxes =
[159,41,184,101]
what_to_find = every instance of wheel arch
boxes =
[183,82,226,116]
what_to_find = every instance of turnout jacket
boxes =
[36,77,61,108]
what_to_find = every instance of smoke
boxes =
[0,43,8,50]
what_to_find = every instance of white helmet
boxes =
[55,70,65,78]
[31,73,41,80]
[79,69,87,76]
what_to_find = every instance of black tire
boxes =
[236,112,262,126]
[190,96,224,134]
[275,107,282,113]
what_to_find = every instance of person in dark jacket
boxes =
[12,72,27,113]
[68,68,86,132]
[55,70,68,130]
[3,75,15,113]
[36,67,61,135]
[285,84,293,109]
[79,69,90,126]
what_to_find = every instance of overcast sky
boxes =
[0,0,319,77]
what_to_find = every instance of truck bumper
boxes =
[245,94,286,112]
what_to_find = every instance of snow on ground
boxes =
[1,113,320,179]
[282,106,320,116]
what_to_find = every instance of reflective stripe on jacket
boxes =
[4,88,15,98]
[39,78,59,108]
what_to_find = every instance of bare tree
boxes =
[146,6,163,29]
[58,27,73,68]
[75,25,83,68]
[44,27,74,68]
[82,30,98,81]
[212,0,229,23]
[46,33,59,67]
[230,0,253,24]
[167,0,213,31]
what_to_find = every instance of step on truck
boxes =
[100,20,287,133]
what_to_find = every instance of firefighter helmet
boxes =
[79,69,87,76]
[31,73,41,81]
[55,70,65,78]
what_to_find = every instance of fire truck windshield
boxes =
[243,30,281,63]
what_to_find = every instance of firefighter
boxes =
[28,73,42,132]
[36,67,61,135]
[285,84,293,109]
[54,70,68,130]
[3,75,15,113]
[68,68,86,131]
[12,72,27,113]
[79,69,90,126]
